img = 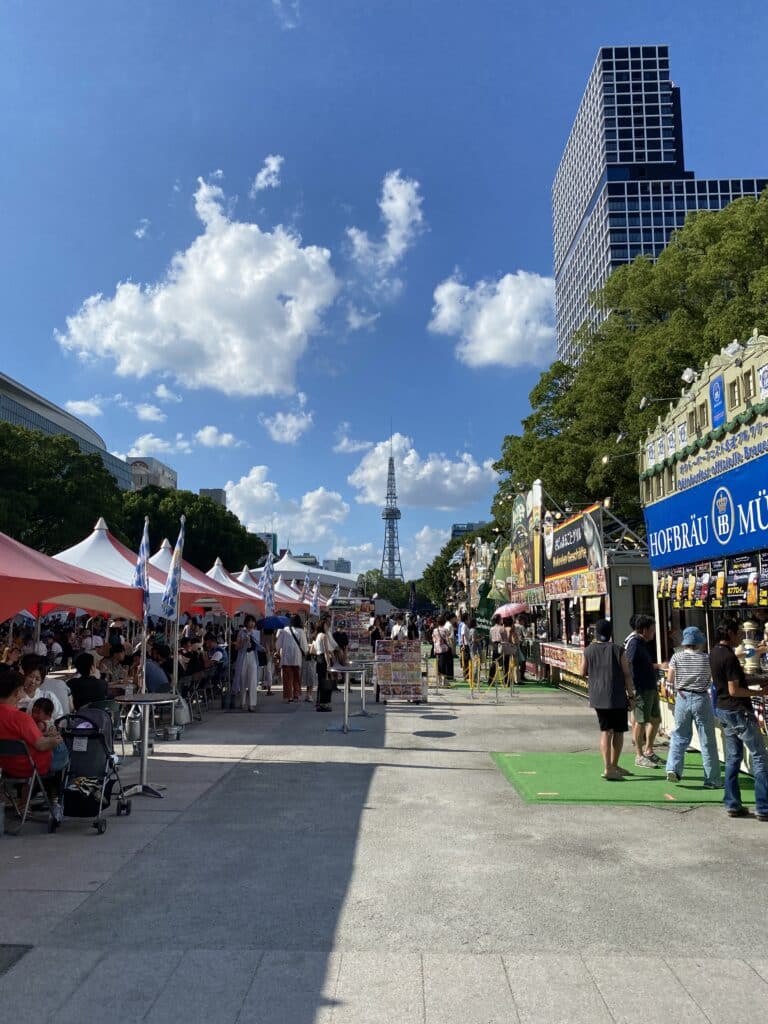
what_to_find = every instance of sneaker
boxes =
[52,802,63,823]
[635,755,657,768]
[756,814,768,822]
[703,782,722,790]
[727,807,752,818]
[666,770,680,783]
[614,766,633,777]
[644,752,663,765]
[602,768,623,781]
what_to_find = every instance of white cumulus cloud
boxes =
[260,409,313,445]
[250,155,284,196]
[127,432,194,457]
[195,425,240,448]
[226,466,348,548]
[346,304,380,331]
[135,403,166,423]
[155,383,182,403]
[65,397,103,418]
[428,269,555,369]
[348,433,497,510]
[56,177,339,397]
[134,218,150,240]
[347,170,424,297]
[272,0,300,29]
[333,422,373,454]
[401,525,451,579]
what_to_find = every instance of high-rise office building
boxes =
[322,557,352,574]
[199,488,226,507]
[553,45,768,364]
[127,457,177,491]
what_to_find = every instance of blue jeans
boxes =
[666,692,721,785]
[715,709,768,815]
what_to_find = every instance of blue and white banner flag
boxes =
[161,515,186,619]
[330,583,340,602]
[310,581,320,616]
[262,553,275,615]
[132,516,151,621]
[301,573,311,600]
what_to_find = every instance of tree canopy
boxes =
[494,191,768,525]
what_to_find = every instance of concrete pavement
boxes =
[1,684,767,1022]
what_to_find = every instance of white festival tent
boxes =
[232,566,306,612]
[149,540,260,617]
[271,551,361,590]
[207,558,266,614]
[54,518,209,619]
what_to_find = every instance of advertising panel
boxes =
[710,375,726,429]
[543,504,605,580]
[544,569,607,601]
[509,482,543,589]
[644,449,768,570]
[675,418,768,493]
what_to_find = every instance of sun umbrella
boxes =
[496,602,528,618]
[256,615,291,631]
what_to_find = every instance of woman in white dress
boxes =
[232,614,260,711]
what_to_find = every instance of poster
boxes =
[509,483,543,589]
[710,558,726,609]
[671,567,686,609]
[331,601,374,660]
[726,553,759,606]
[759,552,768,607]
[375,639,425,701]
[693,562,711,608]
[543,504,604,579]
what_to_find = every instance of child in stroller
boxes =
[57,708,131,834]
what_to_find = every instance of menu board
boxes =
[760,553,768,607]
[331,601,374,661]
[375,639,425,701]
[726,553,760,607]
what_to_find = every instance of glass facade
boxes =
[0,381,132,490]
[553,46,768,364]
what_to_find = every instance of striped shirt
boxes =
[669,648,711,693]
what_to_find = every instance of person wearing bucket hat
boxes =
[665,626,721,788]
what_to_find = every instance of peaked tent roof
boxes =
[149,540,255,617]
[233,566,305,612]
[206,558,265,614]
[54,518,204,618]
[272,551,360,588]
[0,530,143,623]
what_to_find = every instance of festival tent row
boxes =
[271,551,361,590]
[0,530,143,623]
[150,539,263,617]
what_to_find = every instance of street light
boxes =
[601,452,638,466]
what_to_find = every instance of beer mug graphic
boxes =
[747,571,759,606]
[716,570,726,600]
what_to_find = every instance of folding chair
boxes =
[0,740,57,835]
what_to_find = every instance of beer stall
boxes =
[505,483,548,679]
[540,503,652,695]
[640,335,768,736]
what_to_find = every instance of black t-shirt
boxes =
[625,634,657,692]
[585,641,627,710]
[69,674,109,710]
[710,644,751,713]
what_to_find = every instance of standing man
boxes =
[625,614,665,768]
[457,612,470,681]
[582,619,636,780]
[711,619,768,820]
[443,613,457,682]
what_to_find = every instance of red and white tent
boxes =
[0,530,143,623]
[149,540,258,617]
[206,558,265,614]
[54,518,204,618]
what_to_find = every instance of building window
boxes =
[728,379,741,410]
[698,402,709,428]
[687,410,698,437]
[743,369,756,401]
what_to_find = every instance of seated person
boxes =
[17,654,66,721]
[144,647,171,693]
[0,672,62,781]
[178,637,203,676]
[98,643,128,685]
[31,697,69,774]
[69,652,109,710]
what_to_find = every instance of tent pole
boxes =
[35,603,42,649]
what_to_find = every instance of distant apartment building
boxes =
[199,488,226,507]
[0,372,132,489]
[323,557,352,574]
[293,552,320,567]
[553,45,768,364]
[127,456,178,491]
[451,521,489,540]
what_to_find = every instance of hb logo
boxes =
[711,487,735,545]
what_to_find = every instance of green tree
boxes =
[494,190,768,525]
[121,486,266,570]
[0,423,125,553]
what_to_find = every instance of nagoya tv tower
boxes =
[380,435,404,580]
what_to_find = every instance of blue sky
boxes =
[3,0,768,577]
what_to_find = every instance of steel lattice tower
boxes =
[380,447,404,581]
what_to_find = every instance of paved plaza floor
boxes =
[2,683,768,1023]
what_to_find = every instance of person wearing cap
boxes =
[581,619,636,781]
[665,627,721,788]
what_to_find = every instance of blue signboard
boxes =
[644,449,768,570]
[710,374,726,429]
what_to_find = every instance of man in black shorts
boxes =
[582,619,636,780]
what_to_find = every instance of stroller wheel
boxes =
[116,802,124,816]
[47,817,59,833]
[93,819,107,835]
[124,800,132,816]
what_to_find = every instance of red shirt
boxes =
[0,704,52,778]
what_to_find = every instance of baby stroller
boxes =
[57,708,131,834]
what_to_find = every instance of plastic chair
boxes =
[0,740,57,834]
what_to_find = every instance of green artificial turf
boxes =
[490,750,754,806]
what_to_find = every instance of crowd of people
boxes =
[582,614,768,821]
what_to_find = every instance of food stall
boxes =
[540,503,652,695]
[505,483,548,679]
[640,336,768,741]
